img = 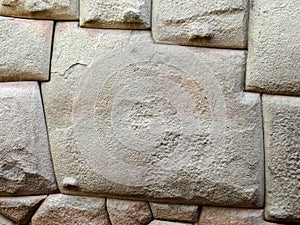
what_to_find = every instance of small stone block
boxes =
[149,220,193,225]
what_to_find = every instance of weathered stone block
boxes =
[149,220,193,225]
[0,82,58,196]
[80,0,151,29]
[263,95,300,223]
[246,0,300,95]
[42,22,264,207]
[0,17,53,81]
[152,0,249,48]
[0,214,15,225]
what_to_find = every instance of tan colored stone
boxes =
[150,202,199,222]
[0,0,78,20]
[152,0,249,48]
[246,0,300,95]
[80,0,151,29]
[149,220,193,225]
[263,95,300,223]
[0,195,46,224]
[107,199,152,225]
[0,82,58,196]
[0,214,15,225]
[0,17,52,82]
[31,194,110,225]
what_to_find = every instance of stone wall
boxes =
[0,0,299,224]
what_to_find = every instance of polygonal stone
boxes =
[31,194,110,225]
[0,82,58,196]
[80,0,151,29]
[0,17,53,82]
[263,95,300,223]
[0,195,46,224]
[152,0,249,48]
[0,214,15,225]
[42,22,264,207]
[149,220,193,225]
[0,0,78,20]
[246,0,300,95]
[107,199,152,225]
[150,202,199,223]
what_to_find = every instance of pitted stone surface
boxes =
[80,0,151,29]
[0,195,46,224]
[0,17,52,82]
[42,23,264,207]
[31,194,110,225]
[149,220,193,225]
[0,214,15,225]
[150,202,199,222]
[263,95,300,223]
[246,0,300,95]
[152,0,249,48]
[107,199,152,225]
[0,0,78,20]
[0,82,58,196]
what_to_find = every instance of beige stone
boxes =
[150,202,199,223]
[0,195,46,224]
[152,0,249,48]
[0,214,15,225]
[0,0,78,20]
[107,199,152,225]
[80,0,151,29]
[0,17,52,82]
[149,220,193,225]
[42,23,264,207]
[263,95,300,223]
[31,194,110,225]
[246,0,300,95]
[0,82,58,196]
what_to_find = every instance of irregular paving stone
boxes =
[263,95,300,223]
[0,214,15,225]
[0,17,52,82]
[0,82,58,196]
[246,0,300,95]
[42,22,264,207]
[152,0,249,48]
[107,199,152,225]
[0,195,46,224]
[149,220,193,225]
[150,202,199,222]
[0,0,78,20]
[31,194,110,225]
[80,0,151,29]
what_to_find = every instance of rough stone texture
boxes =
[152,0,249,48]
[197,207,279,225]
[0,195,46,224]
[149,220,193,225]
[0,0,78,20]
[263,95,300,223]
[0,17,53,82]
[107,199,152,225]
[42,22,264,207]
[246,0,300,95]
[0,82,58,196]
[150,202,199,223]
[80,0,151,29]
[31,194,110,225]
[0,214,15,225]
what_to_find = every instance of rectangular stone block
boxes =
[42,22,264,207]
[246,0,300,95]
[152,0,249,48]
[263,95,300,223]
[0,17,53,81]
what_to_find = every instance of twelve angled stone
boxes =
[263,95,300,223]
[246,0,300,95]
[42,22,264,207]
[0,82,58,196]
[152,0,249,48]
[0,17,53,82]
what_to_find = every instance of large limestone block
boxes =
[80,0,151,29]
[0,82,57,196]
[263,95,300,223]
[152,0,249,48]
[0,17,53,81]
[0,0,78,20]
[246,0,300,95]
[42,22,264,207]
[31,194,110,225]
